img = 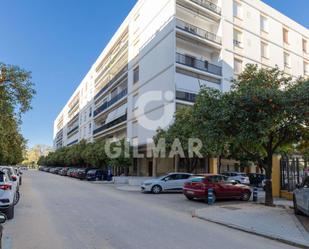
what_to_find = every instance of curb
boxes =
[194,215,309,249]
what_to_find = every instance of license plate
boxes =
[187,191,194,194]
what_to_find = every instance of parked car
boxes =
[293,176,309,216]
[53,168,63,175]
[183,174,252,203]
[59,168,69,176]
[86,169,105,181]
[76,168,97,180]
[141,173,193,194]
[0,212,7,249]
[0,167,19,192]
[248,173,265,187]
[66,168,75,177]
[0,170,18,219]
[13,167,22,186]
[222,172,250,185]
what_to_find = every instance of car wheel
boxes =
[293,195,303,215]
[185,195,194,201]
[242,191,251,201]
[6,205,14,220]
[14,191,20,206]
[151,185,162,194]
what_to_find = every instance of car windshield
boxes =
[88,170,96,174]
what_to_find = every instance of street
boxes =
[4,171,300,249]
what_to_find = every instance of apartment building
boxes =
[53,0,309,176]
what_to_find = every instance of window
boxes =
[260,15,268,32]
[88,123,92,134]
[303,39,308,53]
[233,29,242,47]
[283,28,289,44]
[234,58,243,74]
[89,107,92,117]
[233,1,242,18]
[133,66,139,84]
[304,62,309,75]
[261,42,269,58]
[284,52,290,67]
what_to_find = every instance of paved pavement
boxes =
[3,171,302,249]
[195,203,309,248]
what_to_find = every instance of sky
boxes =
[0,0,308,148]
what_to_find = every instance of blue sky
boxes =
[0,0,308,148]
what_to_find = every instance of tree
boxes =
[194,65,309,205]
[22,144,53,168]
[0,63,36,165]
[153,107,204,173]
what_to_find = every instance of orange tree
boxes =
[193,65,309,205]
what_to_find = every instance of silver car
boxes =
[0,170,18,219]
[141,173,193,194]
[294,176,309,216]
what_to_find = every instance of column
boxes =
[209,157,218,174]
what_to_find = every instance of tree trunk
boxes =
[264,155,274,206]
[218,155,222,174]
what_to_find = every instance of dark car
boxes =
[248,173,265,187]
[59,168,69,176]
[53,168,63,175]
[86,169,105,181]
[76,168,97,180]
[183,174,252,203]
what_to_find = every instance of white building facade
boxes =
[54,0,309,175]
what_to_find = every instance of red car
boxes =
[183,174,251,203]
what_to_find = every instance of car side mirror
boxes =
[0,213,7,224]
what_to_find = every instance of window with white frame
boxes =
[233,1,242,18]
[234,58,243,74]
[261,42,269,58]
[284,52,290,67]
[283,28,289,44]
[133,66,139,84]
[260,15,268,32]
[233,29,242,47]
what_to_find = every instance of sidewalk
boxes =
[194,203,309,248]
[116,185,141,192]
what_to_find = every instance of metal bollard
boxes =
[208,188,214,205]
[253,187,258,202]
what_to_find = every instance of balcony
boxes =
[93,114,127,135]
[67,125,79,137]
[94,89,127,117]
[95,64,128,100]
[176,53,222,76]
[176,19,221,45]
[67,140,78,147]
[189,0,221,16]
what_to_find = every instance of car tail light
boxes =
[0,184,12,190]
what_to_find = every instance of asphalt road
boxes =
[4,171,300,249]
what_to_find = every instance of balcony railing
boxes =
[95,64,128,100]
[176,53,222,76]
[67,140,78,147]
[189,0,221,15]
[93,114,127,135]
[94,89,128,117]
[67,126,79,137]
[176,19,221,45]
